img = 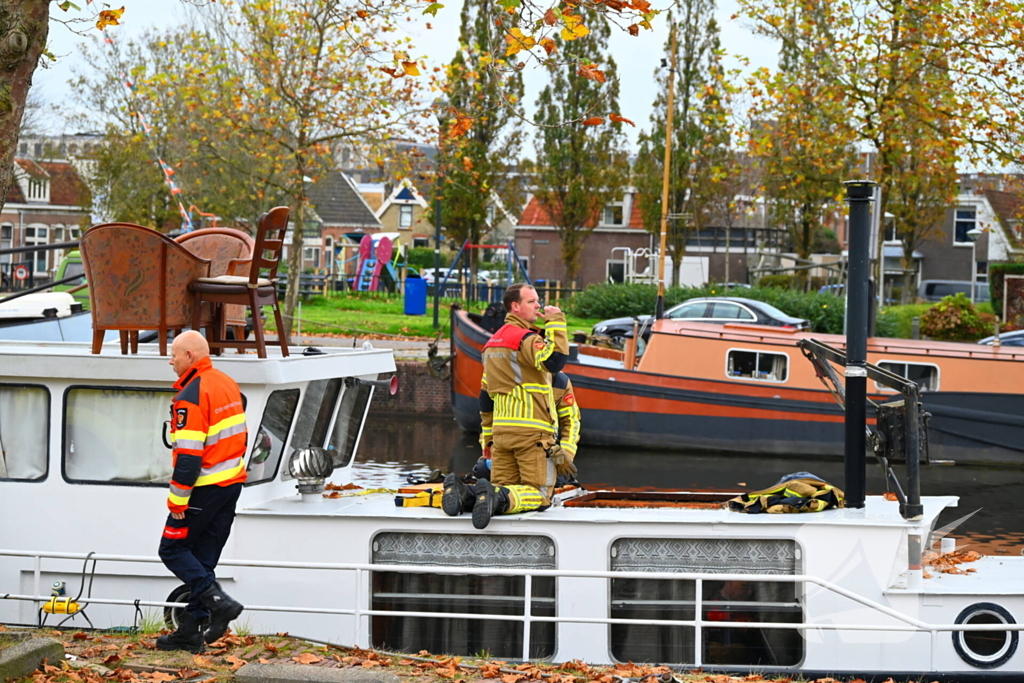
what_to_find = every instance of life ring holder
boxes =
[952,602,1018,669]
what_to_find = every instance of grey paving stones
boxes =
[237,664,400,683]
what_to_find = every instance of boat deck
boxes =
[240,489,957,528]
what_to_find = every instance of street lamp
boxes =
[967,226,984,303]
[432,98,448,330]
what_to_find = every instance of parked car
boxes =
[978,330,1024,347]
[918,280,988,302]
[591,297,811,348]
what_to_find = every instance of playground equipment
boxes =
[355,234,397,291]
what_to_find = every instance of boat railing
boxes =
[2,548,1019,669]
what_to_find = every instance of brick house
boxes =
[305,170,383,276]
[1,158,91,282]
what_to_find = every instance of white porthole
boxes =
[953,602,1017,668]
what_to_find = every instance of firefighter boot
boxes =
[156,611,206,653]
[199,583,244,644]
[472,479,510,530]
[442,473,476,516]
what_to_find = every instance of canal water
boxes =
[356,413,1024,556]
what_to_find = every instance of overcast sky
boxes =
[35,0,780,149]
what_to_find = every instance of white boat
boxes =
[1,336,1023,680]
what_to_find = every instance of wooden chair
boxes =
[174,228,255,345]
[190,206,290,358]
[80,223,211,355]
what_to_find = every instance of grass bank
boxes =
[266,294,600,339]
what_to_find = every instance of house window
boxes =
[413,237,429,248]
[876,362,939,392]
[399,205,414,229]
[54,226,65,243]
[63,387,176,484]
[303,246,320,268]
[954,207,977,243]
[24,226,49,274]
[28,179,48,200]
[727,349,788,382]
[603,204,625,226]
[371,532,556,659]
[1,224,12,264]
[486,204,497,226]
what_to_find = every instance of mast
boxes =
[655,25,678,319]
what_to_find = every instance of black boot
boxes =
[199,582,244,644]
[442,473,476,516]
[156,611,206,653]
[472,479,510,530]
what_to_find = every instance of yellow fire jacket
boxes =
[479,312,569,442]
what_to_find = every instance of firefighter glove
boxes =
[547,443,577,479]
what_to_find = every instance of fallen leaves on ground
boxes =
[292,653,322,665]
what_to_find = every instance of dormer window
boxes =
[28,178,49,201]
[602,203,625,226]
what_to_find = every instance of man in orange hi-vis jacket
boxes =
[157,331,247,653]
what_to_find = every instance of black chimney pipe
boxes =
[844,180,876,509]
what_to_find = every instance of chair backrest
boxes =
[81,223,210,329]
[250,206,290,285]
[174,228,255,277]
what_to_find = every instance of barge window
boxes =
[876,362,938,392]
[63,387,175,484]
[327,381,373,468]
[610,538,802,667]
[727,349,788,382]
[0,385,49,481]
[246,389,299,485]
[371,532,556,659]
[283,379,343,480]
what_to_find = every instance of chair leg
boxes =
[91,329,104,355]
[233,326,246,354]
[250,292,266,359]
[271,302,289,358]
[191,294,204,334]
[131,331,140,354]
[158,328,166,356]
[119,330,128,355]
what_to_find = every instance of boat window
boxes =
[283,379,344,480]
[727,349,788,382]
[667,302,708,319]
[710,302,755,320]
[63,387,175,485]
[876,362,939,392]
[610,538,802,667]
[371,532,556,659]
[327,381,373,468]
[0,385,49,482]
[246,389,300,485]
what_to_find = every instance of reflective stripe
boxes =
[174,439,206,451]
[204,421,247,446]
[510,355,523,384]
[168,491,190,507]
[195,457,245,486]
[174,429,207,442]
[208,412,246,437]
[562,442,577,456]
[493,417,556,433]
[169,483,191,498]
[557,408,573,416]
[523,383,549,392]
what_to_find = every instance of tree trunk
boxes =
[0,0,50,210]
[283,196,305,346]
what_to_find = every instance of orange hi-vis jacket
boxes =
[168,356,248,514]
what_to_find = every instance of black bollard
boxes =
[844,180,876,509]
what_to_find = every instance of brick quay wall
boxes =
[370,360,451,415]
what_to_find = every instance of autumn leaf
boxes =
[362,660,382,668]
[293,653,323,665]
[380,67,402,79]
[581,117,605,126]
[627,24,640,36]
[422,2,444,16]
[72,633,91,641]
[103,655,123,665]
[401,61,421,77]
[144,673,176,682]
[257,659,270,664]
[543,8,558,25]
[504,28,536,56]
[355,9,370,18]
[225,656,246,671]
[193,655,215,668]
[447,115,473,138]
[609,113,636,126]
[577,63,606,83]
[560,14,590,41]
[96,7,125,30]
[539,38,557,55]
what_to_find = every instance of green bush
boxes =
[405,247,449,270]
[876,304,931,339]
[919,293,994,341]
[758,274,796,289]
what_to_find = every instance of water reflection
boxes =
[356,414,1024,555]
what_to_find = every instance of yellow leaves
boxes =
[380,61,421,78]
[560,13,590,41]
[401,61,421,76]
[577,63,606,83]
[505,28,536,56]
[96,6,125,30]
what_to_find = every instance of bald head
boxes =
[170,331,210,376]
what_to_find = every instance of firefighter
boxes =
[442,283,575,529]
[157,331,247,653]
[472,370,580,485]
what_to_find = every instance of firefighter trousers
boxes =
[158,483,242,621]
[491,430,557,505]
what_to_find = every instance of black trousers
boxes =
[158,482,242,621]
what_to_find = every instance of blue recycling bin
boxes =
[404,276,427,316]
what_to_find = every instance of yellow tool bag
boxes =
[728,472,845,514]
[394,484,443,508]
